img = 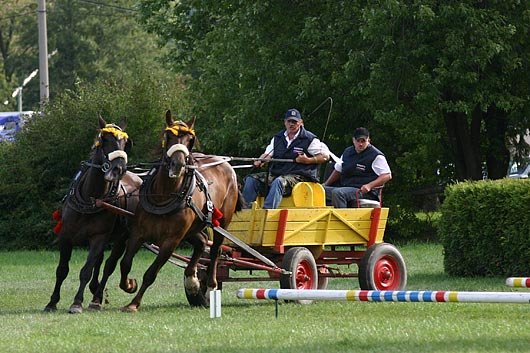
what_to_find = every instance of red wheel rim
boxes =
[295,260,315,289]
[374,256,401,290]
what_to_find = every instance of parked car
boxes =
[507,160,530,179]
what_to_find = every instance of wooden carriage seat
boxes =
[351,186,384,208]
[254,182,326,208]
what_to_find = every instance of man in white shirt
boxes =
[323,127,391,208]
[242,108,330,209]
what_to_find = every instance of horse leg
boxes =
[44,239,72,312]
[88,251,104,295]
[119,236,143,295]
[184,233,206,295]
[68,236,106,314]
[206,230,224,292]
[122,240,176,313]
[89,234,127,310]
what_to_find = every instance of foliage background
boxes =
[2,1,530,248]
[0,73,188,248]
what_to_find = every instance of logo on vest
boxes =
[293,147,304,155]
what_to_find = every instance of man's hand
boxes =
[254,155,271,167]
[360,184,372,193]
[295,153,317,164]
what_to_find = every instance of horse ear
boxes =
[165,110,173,126]
[119,116,128,131]
[98,115,107,128]
[188,116,196,129]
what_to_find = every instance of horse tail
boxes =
[235,189,245,212]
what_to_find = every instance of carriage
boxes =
[143,180,407,305]
[48,112,406,312]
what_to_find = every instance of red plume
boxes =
[52,209,62,235]
[212,207,224,227]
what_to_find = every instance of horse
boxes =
[44,117,143,313]
[118,110,243,312]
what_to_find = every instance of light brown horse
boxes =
[118,110,242,312]
[44,117,142,313]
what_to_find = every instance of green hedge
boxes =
[439,179,530,277]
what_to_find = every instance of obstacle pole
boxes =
[237,289,530,304]
[505,277,530,288]
[210,290,222,318]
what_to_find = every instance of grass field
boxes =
[0,242,529,353]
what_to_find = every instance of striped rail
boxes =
[505,277,530,288]
[237,288,530,304]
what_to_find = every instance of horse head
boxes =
[94,116,131,183]
[163,110,196,179]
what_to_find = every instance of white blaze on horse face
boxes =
[107,150,128,164]
[166,143,190,158]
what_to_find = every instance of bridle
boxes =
[66,125,129,214]
[139,122,216,226]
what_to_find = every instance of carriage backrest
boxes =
[255,182,326,208]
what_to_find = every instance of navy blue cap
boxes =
[353,127,370,139]
[284,108,302,121]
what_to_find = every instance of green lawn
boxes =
[0,243,528,353]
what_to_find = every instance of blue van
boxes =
[0,111,32,142]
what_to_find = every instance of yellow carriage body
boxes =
[226,182,389,257]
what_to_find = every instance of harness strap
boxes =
[65,161,122,214]
[185,171,214,227]
[139,161,197,215]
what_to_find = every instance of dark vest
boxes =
[269,127,318,180]
[340,144,383,187]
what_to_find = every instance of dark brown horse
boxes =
[118,110,242,312]
[44,117,142,313]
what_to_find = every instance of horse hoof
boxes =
[184,275,201,295]
[121,305,138,313]
[121,278,138,294]
[68,304,83,314]
[43,305,57,312]
[88,302,102,311]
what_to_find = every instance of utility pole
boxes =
[38,0,49,106]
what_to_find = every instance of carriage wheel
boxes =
[358,243,407,290]
[280,247,318,304]
[184,269,209,307]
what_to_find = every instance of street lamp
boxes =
[11,69,39,113]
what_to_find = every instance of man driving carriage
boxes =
[323,127,391,208]
[242,108,330,209]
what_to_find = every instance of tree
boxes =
[138,0,530,189]
[359,1,530,181]
[0,0,38,110]
[0,0,171,110]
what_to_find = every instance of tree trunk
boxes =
[484,105,510,179]
[443,110,483,181]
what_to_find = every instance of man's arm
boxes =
[254,138,275,167]
[296,138,330,164]
[324,169,341,186]
[360,173,392,193]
